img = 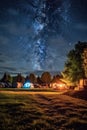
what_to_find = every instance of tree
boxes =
[62,41,87,84]
[41,72,51,87]
[82,48,87,78]
[0,72,12,87]
[37,76,43,85]
[29,73,37,83]
[1,72,12,83]
[16,73,25,83]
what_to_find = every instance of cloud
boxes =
[0,35,10,46]
[47,35,70,55]
[0,59,5,63]
[44,35,72,71]
[7,8,19,16]
[0,66,17,71]
[0,22,34,37]
[75,23,87,31]
[0,53,3,56]
[0,54,9,61]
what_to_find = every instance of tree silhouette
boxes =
[29,73,37,83]
[1,72,12,83]
[62,41,87,84]
[16,73,25,83]
[41,72,51,87]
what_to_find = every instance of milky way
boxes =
[0,0,87,76]
[32,0,47,70]
[19,0,71,70]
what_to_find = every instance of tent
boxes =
[23,80,34,88]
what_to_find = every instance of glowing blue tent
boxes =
[23,80,34,88]
[23,81,31,88]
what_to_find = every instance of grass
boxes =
[0,88,61,92]
[0,89,87,130]
[64,89,87,101]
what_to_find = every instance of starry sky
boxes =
[0,0,87,76]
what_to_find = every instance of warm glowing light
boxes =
[51,82,67,90]
[59,84,63,87]
[17,82,23,88]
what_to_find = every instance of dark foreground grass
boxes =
[64,89,87,101]
[0,91,87,130]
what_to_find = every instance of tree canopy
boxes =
[62,41,87,84]
[41,72,51,84]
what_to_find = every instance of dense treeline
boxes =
[0,72,62,88]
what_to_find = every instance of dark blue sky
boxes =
[0,0,87,76]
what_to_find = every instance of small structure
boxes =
[0,82,5,88]
[0,82,12,88]
[79,78,87,89]
[12,82,23,88]
[50,78,67,90]
[17,82,23,88]
[23,80,34,89]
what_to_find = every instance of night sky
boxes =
[0,0,87,76]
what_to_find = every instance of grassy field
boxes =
[0,89,87,130]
